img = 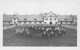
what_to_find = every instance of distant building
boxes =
[3,11,77,25]
[3,14,18,24]
[44,11,58,24]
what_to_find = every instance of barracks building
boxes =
[3,11,77,25]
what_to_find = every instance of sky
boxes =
[0,0,80,15]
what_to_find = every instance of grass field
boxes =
[3,24,77,46]
[67,23,77,27]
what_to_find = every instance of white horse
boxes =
[25,29,30,35]
[16,28,24,34]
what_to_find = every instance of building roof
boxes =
[27,15,43,21]
[17,15,27,21]
[3,11,77,22]
[71,15,77,20]
[3,14,18,21]
[57,15,73,21]
[17,14,44,21]
[46,11,57,17]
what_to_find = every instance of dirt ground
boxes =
[3,24,77,46]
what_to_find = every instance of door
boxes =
[50,22,52,24]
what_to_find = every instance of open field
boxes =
[67,23,77,27]
[3,24,77,46]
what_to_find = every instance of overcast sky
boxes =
[0,0,80,15]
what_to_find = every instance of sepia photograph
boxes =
[1,0,79,47]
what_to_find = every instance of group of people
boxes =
[16,25,66,38]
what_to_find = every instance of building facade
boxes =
[44,11,58,24]
[3,11,77,25]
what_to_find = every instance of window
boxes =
[54,18,56,20]
[55,22,57,24]
[40,22,41,24]
[50,18,52,20]
[34,19,37,21]
[24,19,27,21]
[65,19,68,21]
[45,18,48,20]
[50,15,52,17]
[29,22,31,24]
[34,22,36,23]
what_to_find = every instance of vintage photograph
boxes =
[3,0,78,46]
